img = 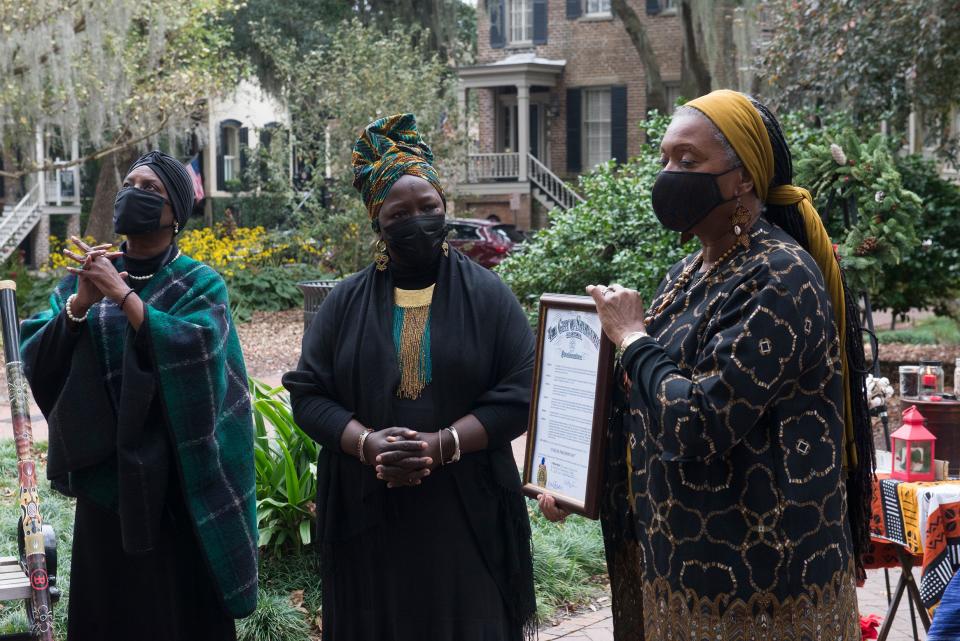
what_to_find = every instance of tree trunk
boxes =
[85,147,138,242]
[611,0,667,114]
[678,1,712,98]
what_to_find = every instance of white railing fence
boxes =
[527,154,584,211]
[466,153,520,182]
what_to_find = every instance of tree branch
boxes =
[0,113,171,179]
[611,0,667,114]
[679,1,712,97]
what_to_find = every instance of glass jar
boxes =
[955,357,960,395]
[919,360,944,398]
[899,365,919,399]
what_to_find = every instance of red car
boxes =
[445,218,526,268]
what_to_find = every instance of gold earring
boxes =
[442,241,449,258]
[731,198,751,249]
[375,239,389,271]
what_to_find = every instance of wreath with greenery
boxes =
[796,130,921,296]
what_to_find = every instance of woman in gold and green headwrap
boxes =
[283,114,537,641]
[541,91,873,640]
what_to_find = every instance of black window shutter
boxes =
[566,0,582,19]
[610,86,628,163]
[646,0,661,15]
[216,122,225,192]
[239,127,249,189]
[490,0,505,48]
[533,0,548,44]
[566,88,582,173]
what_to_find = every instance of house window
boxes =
[508,0,533,44]
[585,0,611,15]
[222,125,240,183]
[662,0,676,11]
[583,88,612,168]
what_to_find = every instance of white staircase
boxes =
[0,184,43,264]
[528,154,584,212]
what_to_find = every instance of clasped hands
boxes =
[363,427,446,489]
[63,236,131,313]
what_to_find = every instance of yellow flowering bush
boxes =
[43,235,103,273]
[177,225,327,277]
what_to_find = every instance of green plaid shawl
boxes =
[20,255,257,618]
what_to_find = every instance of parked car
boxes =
[445,218,525,268]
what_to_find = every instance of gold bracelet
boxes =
[446,426,461,463]
[357,428,373,464]
[615,330,648,363]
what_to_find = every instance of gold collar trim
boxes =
[394,284,435,308]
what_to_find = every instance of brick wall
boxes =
[474,0,683,178]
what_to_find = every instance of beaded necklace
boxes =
[643,242,741,326]
[126,249,182,281]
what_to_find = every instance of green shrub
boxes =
[226,263,331,316]
[250,378,319,554]
[877,316,960,345]
[236,594,311,641]
[529,504,607,620]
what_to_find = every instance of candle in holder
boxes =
[919,360,944,399]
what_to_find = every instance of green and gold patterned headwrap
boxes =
[352,113,445,222]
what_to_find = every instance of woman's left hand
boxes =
[586,284,647,347]
[68,252,130,303]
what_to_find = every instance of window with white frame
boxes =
[508,0,534,44]
[583,88,612,168]
[222,125,240,182]
[585,0,611,16]
[662,0,676,11]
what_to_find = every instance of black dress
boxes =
[24,247,235,641]
[283,250,537,641]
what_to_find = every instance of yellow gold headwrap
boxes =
[685,90,857,471]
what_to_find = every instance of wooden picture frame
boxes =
[521,294,615,519]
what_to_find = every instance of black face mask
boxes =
[383,214,448,272]
[651,166,740,232]
[113,187,175,235]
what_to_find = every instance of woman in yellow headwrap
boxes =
[541,91,873,640]
[283,114,537,641]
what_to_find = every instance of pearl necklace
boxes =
[126,249,182,281]
[643,242,741,326]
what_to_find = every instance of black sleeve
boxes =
[470,284,536,447]
[24,311,83,413]
[282,294,355,452]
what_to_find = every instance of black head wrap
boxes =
[126,150,195,231]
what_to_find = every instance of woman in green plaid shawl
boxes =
[21,151,256,640]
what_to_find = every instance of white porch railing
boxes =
[0,184,43,264]
[527,154,584,211]
[466,152,520,182]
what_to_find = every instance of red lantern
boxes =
[890,406,937,482]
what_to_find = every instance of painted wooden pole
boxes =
[0,281,54,640]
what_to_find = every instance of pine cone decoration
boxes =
[854,236,879,256]
[830,143,848,166]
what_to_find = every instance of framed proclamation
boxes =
[521,294,615,519]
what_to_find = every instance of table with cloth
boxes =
[864,474,960,639]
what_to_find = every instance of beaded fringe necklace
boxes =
[393,285,435,400]
[644,242,741,326]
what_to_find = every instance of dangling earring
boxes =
[731,198,751,249]
[442,241,449,258]
[173,220,179,235]
[374,239,389,271]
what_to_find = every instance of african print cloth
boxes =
[20,255,258,617]
[867,474,960,611]
[608,218,860,640]
[352,113,445,220]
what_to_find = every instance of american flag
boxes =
[185,155,204,202]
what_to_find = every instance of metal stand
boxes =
[876,548,932,641]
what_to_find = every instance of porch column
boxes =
[34,124,45,204]
[517,82,530,182]
[71,134,81,205]
[458,85,468,184]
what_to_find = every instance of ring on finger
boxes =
[602,288,613,297]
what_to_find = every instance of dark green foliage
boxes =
[208,195,292,231]
[236,594,312,641]
[225,264,331,317]
[876,316,960,345]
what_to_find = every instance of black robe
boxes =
[283,249,536,641]
[602,219,860,641]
